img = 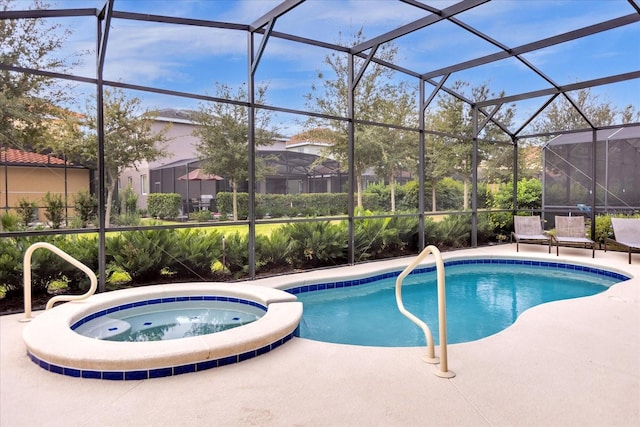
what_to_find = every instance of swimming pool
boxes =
[292,258,629,347]
[23,283,302,380]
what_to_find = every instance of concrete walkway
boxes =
[1,245,638,426]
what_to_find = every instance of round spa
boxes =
[23,283,302,380]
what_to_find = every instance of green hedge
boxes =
[216,192,249,219]
[216,192,380,218]
[147,193,181,220]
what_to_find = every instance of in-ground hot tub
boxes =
[23,283,302,380]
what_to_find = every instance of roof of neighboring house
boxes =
[287,128,336,146]
[1,148,67,166]
[155,108,197,124]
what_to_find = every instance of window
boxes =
[127,176,133,187]
[140,174,148,195]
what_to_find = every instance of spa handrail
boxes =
[395,245,455,378]
[21,242,98,322]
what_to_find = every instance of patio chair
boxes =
[552,216,595,257]
[511,215,551,253]
[605,217,640,264]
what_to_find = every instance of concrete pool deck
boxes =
[1,244,639,426]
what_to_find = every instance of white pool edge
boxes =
[22,283,302,379]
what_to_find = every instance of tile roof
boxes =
[0,148,67,166]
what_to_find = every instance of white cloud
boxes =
[19,0,637,117]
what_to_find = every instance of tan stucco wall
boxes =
[1,165,91,222]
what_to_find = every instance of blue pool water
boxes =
[294,260,627,347]
[73,298,265,342]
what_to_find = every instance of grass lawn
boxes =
[141,219,283,237]
[210,223,283,236]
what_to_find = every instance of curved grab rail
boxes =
[21,242,98,322]
[395,245,455,378]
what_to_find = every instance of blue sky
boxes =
[22,0,640,134]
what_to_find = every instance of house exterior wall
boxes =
[149,121,200,169]
[120,118,200,210]
[1,165,91,221]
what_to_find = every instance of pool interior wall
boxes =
[285,257,629,295]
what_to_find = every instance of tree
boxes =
[305,30,415,209]
[488,177,542,238]
[66,88,170,227]
[621,105,640,124]
[0,0,78,149]
[532,87,640,136]
[371,85,417,212]
[427,81,515,210]
[423,123,456,212]
[191,83,276,221]
[532,88,619,133]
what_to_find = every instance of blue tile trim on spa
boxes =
[27,332,294,381]
[286,258,630,295]
[70,295,267,330]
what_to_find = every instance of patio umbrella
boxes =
[178,169,223,211]
[177,168,223,181]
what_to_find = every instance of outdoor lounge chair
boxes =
[511,215,551,253]
[552,216,595,257]
[605,217,640,264]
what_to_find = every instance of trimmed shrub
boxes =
[16,235,75,294]
[436,178,464,211]
[0,237,22,296]
[256,231,293,273]
[191,210,212,222]
[398,179,465,212]
[122,184,138,215]
[170,229,222,278]
[1,212,20,231]
[73,191,97,227]
[105,228,178,282]
[43,192,65,228]
[217,191,382,219]
[433,215,471,248]
[216,192,249,220]
[221,232,249,275]
[66,235,99,289]
[280,221,347,268]
[147,193,181,220]
[16,198,37,227]
[397,180,419,211]
[423,216,444,246]
[487,178,543,237]
[593,215,611,244]
[112,212,141,226]
[354,209,400,261]
[476,214,496,245]
[387,215,419,254]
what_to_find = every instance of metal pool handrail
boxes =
[21,242,98,322]
[395,245,455,378]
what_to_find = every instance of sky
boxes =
[12,0,640,136]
